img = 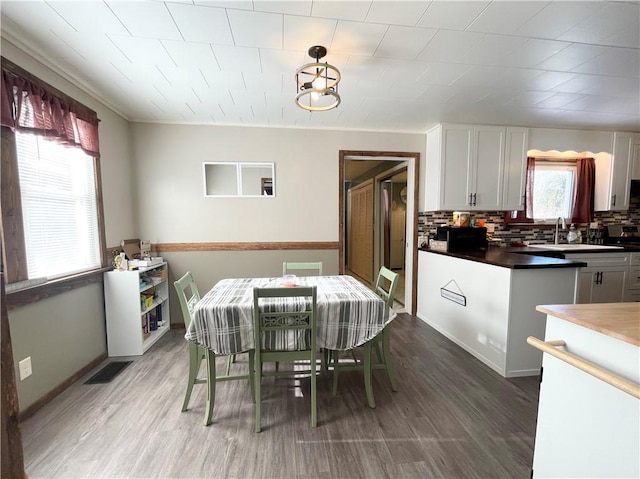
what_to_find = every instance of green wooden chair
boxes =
[253,286,318,432]
[281,261,325,371]
[331,266,399,408]
[282,261,323,276]
[174,272,254,426]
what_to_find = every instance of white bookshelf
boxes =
[104,262,171,356]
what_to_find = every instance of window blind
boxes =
[15,131,100,279]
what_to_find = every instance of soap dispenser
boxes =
[567,224,578,243]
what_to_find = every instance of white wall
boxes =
[130,123,424,243]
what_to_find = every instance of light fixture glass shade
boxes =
[295,60,341,111]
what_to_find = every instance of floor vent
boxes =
[84,361,132,384]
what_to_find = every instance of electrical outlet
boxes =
[485,223,495,233]
[19,357,32,381]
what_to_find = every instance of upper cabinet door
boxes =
[471,126,505,210]
[595,132,633,211]
[439,124,474,211]
[501,128,529,211]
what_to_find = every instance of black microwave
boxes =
[435,226,488,252]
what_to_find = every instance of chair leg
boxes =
[382,327,398,392]
[332,350,340,396]
[255,352,262,433]
[204,349,216,426]
[248,350,256,403]
[182,344,203,412]
[311,351,317,428]
[363,342,375,409]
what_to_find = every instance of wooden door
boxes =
[348,180,374,283]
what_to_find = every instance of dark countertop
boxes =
[419,247,588,269]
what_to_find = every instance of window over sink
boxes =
[506,150,597,225]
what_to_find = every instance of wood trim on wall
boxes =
[154,242,339,252]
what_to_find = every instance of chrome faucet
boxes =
[555,217,566,244]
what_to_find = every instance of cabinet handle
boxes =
[468,193,473,206]
[526,336,640,399]
[612,194,617,206]
[472,193,477,206]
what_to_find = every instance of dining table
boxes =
[184,274,397,409]
[186,274,397,354]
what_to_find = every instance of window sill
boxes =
[5,267,112,310]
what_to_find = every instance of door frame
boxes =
[339,150,420,314]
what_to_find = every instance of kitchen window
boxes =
[506,156,595,225]
[1,57,105,303]
[531,161,576,221]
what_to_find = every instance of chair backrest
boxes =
[174,272,201,328]
[374,266,399,308]
[253,287,317,353]
[282,261,323,276]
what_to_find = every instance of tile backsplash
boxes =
[418,189,640,246]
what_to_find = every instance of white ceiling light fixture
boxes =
[295,45,341,112]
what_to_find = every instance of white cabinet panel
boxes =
[502,127,529,211]
[595,131,633,211]
[631,143,640,181]
[441,124,473,210]
[472,126,504,210]
[532,314,640,478]
[417,250,578,377]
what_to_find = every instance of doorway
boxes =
[379,169,408,306]
[339,150,420,314]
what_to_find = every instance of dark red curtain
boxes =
[504,157,535,224]
[1,64,100,157]
[571,157,595,223]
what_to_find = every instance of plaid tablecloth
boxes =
[185,275,397,354]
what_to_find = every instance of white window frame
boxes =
[531,161,577,223]
[14,131,102,281]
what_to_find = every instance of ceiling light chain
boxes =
[295,45,341,112]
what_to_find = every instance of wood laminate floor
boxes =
[21,315,539,478]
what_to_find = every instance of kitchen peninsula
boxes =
[530,303,639,478]
[417,248,587,377]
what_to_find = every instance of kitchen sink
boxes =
[528,244,624,251]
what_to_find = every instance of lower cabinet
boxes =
[104,262,171,356]
[625,252,640,302]
[576,268,627,303]
[566,253,630,304]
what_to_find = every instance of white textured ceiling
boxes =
[1,0,639,133]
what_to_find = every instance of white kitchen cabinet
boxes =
[565,252,629,304]
[532,305,639,478]
[424,123,505,211]
[624,252,640,302]
[501,127,529,211]
[595,132,633,211]
[631,141,640,181]
[104,262,171,356]
[576,268,627,303]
